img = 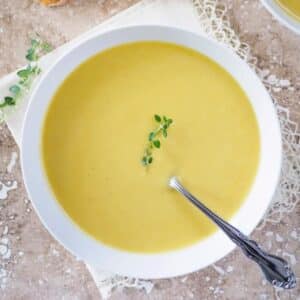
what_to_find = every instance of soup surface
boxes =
[42,42,260,253]
[276,0,300,20]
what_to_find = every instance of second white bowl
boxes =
[261,0,300,34]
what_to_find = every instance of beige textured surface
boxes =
[0,0,299,299]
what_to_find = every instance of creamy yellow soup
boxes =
[42,42,260,253]
[276,0,300,20]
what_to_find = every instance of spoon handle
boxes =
[169,177,296,289]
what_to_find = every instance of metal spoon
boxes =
[169,177,296,289]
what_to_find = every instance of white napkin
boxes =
[0,0,207,294]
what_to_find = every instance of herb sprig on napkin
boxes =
[0,37,52,119]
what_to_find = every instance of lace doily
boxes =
[93,273,154,300]
[97,1,300,298]
[193,0,299,227]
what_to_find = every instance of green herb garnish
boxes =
[142,114,173,166]
[0,37,52,114]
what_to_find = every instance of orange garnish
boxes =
[40,0,68,6]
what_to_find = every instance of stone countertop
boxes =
[0,1,299,299]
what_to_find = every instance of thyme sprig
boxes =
[0,38,52,112]
[142,114,173,166]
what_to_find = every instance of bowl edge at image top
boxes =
[20,25,282,279]
[261,0,300,34]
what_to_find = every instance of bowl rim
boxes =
[261,0,300,35]
[21,25,282,279]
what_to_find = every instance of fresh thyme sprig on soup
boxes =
[142,114,173,166]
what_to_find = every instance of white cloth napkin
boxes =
[0,0,207,293]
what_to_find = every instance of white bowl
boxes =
[261,0,300,34]
[21,26,281,279]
